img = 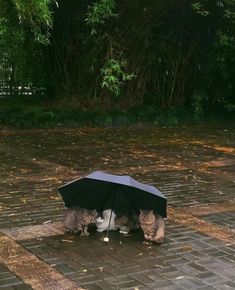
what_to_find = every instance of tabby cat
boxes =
[115,212,139,234]
[138,210,165,244]
[63,207,98,236]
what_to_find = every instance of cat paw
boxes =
[143,240,152,245]
[119,230,129,234]
[119,226,129,234]
[144,235,151,241]
[154,237,164,244]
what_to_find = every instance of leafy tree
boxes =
[0,0,52,96]
[0,0,234,114]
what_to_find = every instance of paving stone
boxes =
[13,285,32,290]
[196,287,215,290]
[213,284,235,290]
[95,280,116,290]
[195,271,220,281]
[82,284,103,290]
[197,260,235,280]
[115,280,143,289]
[187,262,208,272]
[54,263,76,274]
[135,286,154,290]
[195,272,230,286]
[106,276,135,285]
[170,275,206,289]
[167,258,190,266]
[156,285,185,290]
[0,277,23,287]
[130,272,155,284]
[147,272,166,282]
[0,273,16,280]
[224,280,235,288]
[74,274,103,285]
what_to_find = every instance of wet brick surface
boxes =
[198,212,235,230]
[0,264,31,289]
[0,125,234,289]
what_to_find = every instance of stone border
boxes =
[1,222,65,241]
[0,233,83,290]
[183,202,235,217]
[168,207,235,243]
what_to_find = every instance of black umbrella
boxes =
[58,171,167,218]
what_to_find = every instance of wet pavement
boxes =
[0,125,234,289]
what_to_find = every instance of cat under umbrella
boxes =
[59,171,167,244]
[62,207,165,244]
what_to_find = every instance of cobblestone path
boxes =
[0,125,234,289]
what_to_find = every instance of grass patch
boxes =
[0,97,234,128]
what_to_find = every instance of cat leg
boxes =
[74,225,83,235]
[82,225,90,236]
[73,228,81,235]
[142,227,152,240]
[153,216,165,244]
[119,225,129,234]
[144,234,152,240]
[64,227,73,234]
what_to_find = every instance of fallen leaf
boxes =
[135,253,143,257]
[43,220,51,224]
[178,245,192,252]
[9,255,18,258]
[19,198,27,204]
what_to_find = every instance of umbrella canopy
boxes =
[58,171,167,218]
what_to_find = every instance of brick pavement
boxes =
[0,125,234,289]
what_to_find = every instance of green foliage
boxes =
[13,0,53,43]
[86,0,116,30]
[0,0,52,96]
[0,0,234,118]
[101,59,136,97]
[191,2,209,16]
[0,96,233,129]
[86,0,136,97]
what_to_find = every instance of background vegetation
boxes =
[0,0,234,127]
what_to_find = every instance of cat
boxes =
[63,207,98,236]
[115,212,139,234]
[95,209,118,232]
[95,209,139,234]
[138,210,165,244]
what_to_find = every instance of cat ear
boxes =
[139,209,143,214]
